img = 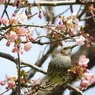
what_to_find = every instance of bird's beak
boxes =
[70,44,78,49]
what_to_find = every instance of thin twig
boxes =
[66,83,85,95]
[80,15,95,21]
[0,88,10,95]
[1,0,10,19]
[14,7,21,14]
[77,5,82,15]
[54,7,70,18]
[70,4,73,13]
[0,51,47,74]
[78,5,89,20]
[17,46,21,95]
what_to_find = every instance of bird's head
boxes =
[58,44,78,56]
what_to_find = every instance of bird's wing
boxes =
[47,54,71,84]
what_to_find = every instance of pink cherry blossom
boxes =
[0,0,5,5]
[20,49,24,54]
[18,12,27,23]
[24,42,32,52]
[12,47,18,53]
[89,36,94,40]
[71,12,79,24]
[17,27,26,36]
[71,11,80,32]
[80,73,95,90]
[76,36,86,45]
[71,23,80,32]
[26,27,35,41]
[52,32,57,35]
[72,17,79,25]
[9,17,18,24]
[84,73,91,80]
[80,80,88,90]
[12,47,24,54]
[6,81,15,89]
[6,31,17,42]
[89,74,95,84]
[0,81,5,86]
[28,27,35,37]
[78,55,89,67]
[84,69,90,73]
[86,43,90,48]
[6,41,11,47]
[57,24,66,31]
[0,17,8,25]
[7,77,11,80]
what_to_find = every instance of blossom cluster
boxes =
[0,10,94,54]
[44,12,94,47]
[68,55,95,90]
[0,76,40,94]
[24,77,40,95]
[80,73,95,90]
[68,55,89,80]
[0,12,36,53]
[0,77,16,90]
[52,12,80,36]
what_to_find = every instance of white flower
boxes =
[71,11,79,24]
[72,17,79,24]
[24,42,32,52]
[79,55,89,67]
[76,36,86,45]
[18,12,27,23]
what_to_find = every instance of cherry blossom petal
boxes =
[72,18,79,24]
[18,12,27,23]
[17,27,26,35]
[24,42,32,52]
[76,36,86,45]
[7,31,17,42]
[78,55,89,67]
[7,81,15,89]
[80,73,95,90]
[57,24,66,31]
[0,17,8,25]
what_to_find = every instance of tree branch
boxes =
[0,51,47,75]
[17,47,21,95]
[80,15,95,21]
[5,1,95,7]
[66,83,84,95]
[78,5,89,20]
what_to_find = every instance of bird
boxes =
[46,44,77,87]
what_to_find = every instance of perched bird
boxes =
[47,45,77,86]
